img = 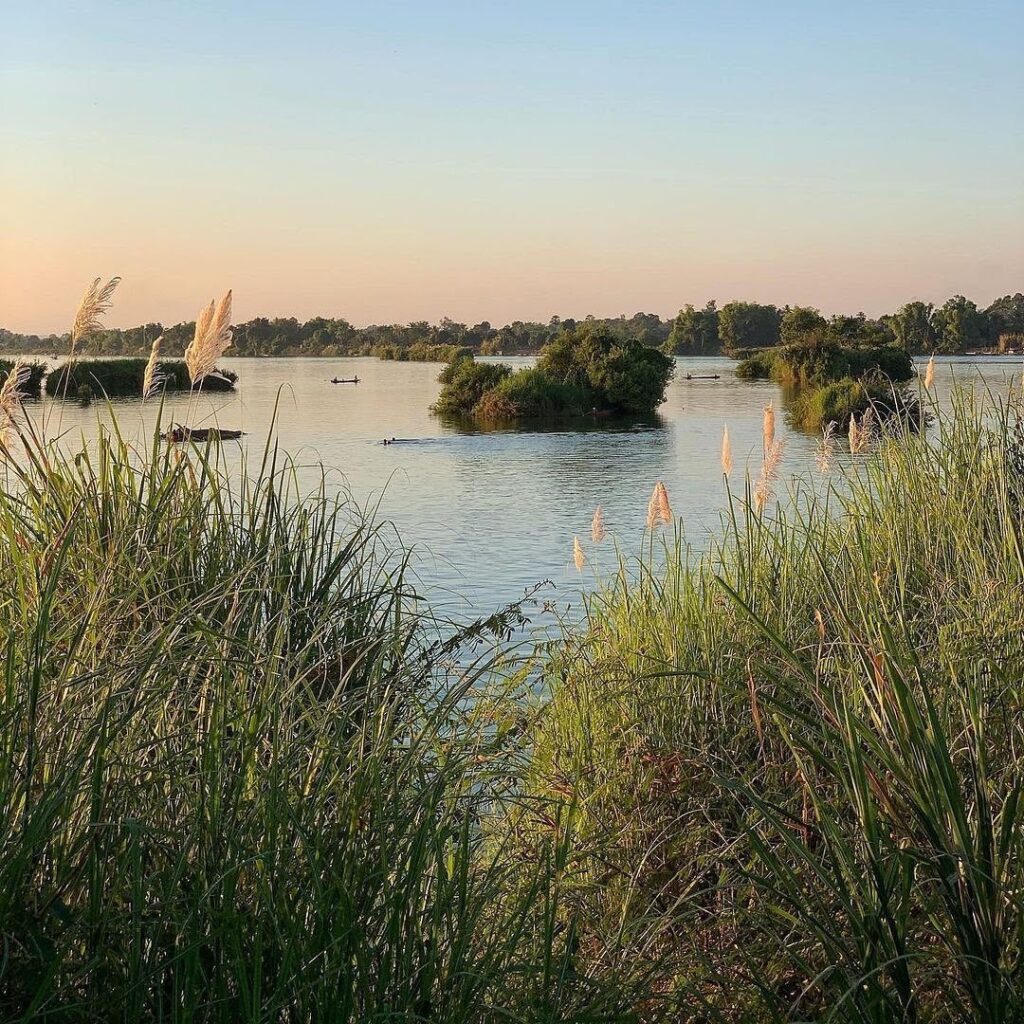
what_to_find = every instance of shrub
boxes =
[431,356,511,416]
[474,367,587,421]
[45,358,237,397]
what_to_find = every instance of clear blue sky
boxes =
[2,0,1022,331]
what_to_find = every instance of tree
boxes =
[780,306,826,345]
[932,296,989,354]
[891,302,935,353]
[986,294,1024,340]
[667,302,719,354]
[718,302,782,355]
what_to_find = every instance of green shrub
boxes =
[45,358,237,397]
[0,359,47,398]
[431,356,511,416]
[474,366,588,420]
[733,348,777,379]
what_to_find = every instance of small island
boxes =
[431,323,675,422]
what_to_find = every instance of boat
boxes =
[684,373,721,380]
[330,377,360,384]
[163,425,245,443]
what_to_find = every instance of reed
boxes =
[526,385,1024,1021]
[142,335,164,398]
[591,506,606,543]
[184,290,234,386]
[721,424,733,477]
[762,399,775,453]
[574,535,586,571]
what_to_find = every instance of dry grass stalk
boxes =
[753,439,784,514]
[817,421,837,473]
[70,277,120,353]
[924,354,935,390]
[573,536,586,572]
[591,506,606,543]
[142,336,165,399]
[762,401,776,455]
[184,290,233,385]
[721,424,733,477]
[0,359,31,443]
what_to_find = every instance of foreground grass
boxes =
[0,416,655,1022]
[4,386,1023,1022]
[527,388,1024,1020]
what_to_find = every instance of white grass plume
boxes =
[142,337,165,399]
[647,481,673,529]
[721,424,733,477]
[70,277,120,352]
[753,439,784,514]
[184,290,233,386]
[0,359,31,443]
[817,421,837,473]
[591,506,606,543]
[924,354,935,390]
[763,401,776,455]
[573,536,586,572]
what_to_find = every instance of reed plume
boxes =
[753,439,784,514]
[924,353,935,390]
[70,277,120,353]
[591,506,606,543]
[721,424,733,477]
[816,421,837,473]
[849,408,873,454]
[647,481,673,529]
[573,536,586,572]
[763,401,776,455]
[0,359,31,443]
[142,336,164,399]
[184,290,233,386]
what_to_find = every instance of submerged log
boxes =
[163,425,245,443]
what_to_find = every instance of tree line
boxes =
[2,294,1020,359]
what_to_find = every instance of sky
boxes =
[1,0,1022,333]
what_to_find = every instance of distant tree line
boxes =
[668,293,1024,356]
[2,294,1020,359]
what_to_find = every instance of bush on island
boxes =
[45,358,237,398]
[432,324,674,421]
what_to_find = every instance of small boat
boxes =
[163,425,245,443]
[685,373,721,380]
[330,377,360,384]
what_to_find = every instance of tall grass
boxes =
[526,387,1024,1021]
[0,413,655,1021]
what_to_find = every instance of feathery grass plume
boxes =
[184,290,233,386]
[655,481,672,524]
[762,401,776,455]
[646,481,673,528]
[849,408,874,454]
[70,277,120,353]
[142,336,165,399]
[573,535,586,572]
[591,506,606,543]
[721,424,733,477]
[816,421,837,473]
[924,353,936,390]
[0,358,31,443]
[753,439,784,514]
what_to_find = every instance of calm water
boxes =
[12,355,1021,621]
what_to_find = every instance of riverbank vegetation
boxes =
[432,324,674,421]
[45,357,237,398]
[525,388,1024,1020]
[736,332,919,431]
[3,375,1021,1019]
[374,341,472,362]
[6,292,1020,359]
